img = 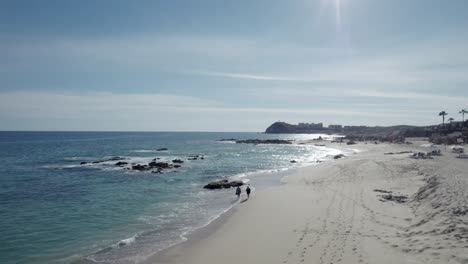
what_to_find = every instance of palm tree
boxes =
[460,109,467,122]
[439,111,447,128]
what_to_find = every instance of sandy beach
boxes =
[146,140,468,264]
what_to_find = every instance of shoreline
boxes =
[144,140,468,264]
[139,141,350,263]
[142,141,359,263]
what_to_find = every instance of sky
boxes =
[1,0,468,131]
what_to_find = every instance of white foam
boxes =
[131,149,159,153]
[115,235,137,248]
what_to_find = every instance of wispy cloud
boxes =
[189,71,308,81]
[1,30,468,130]
[0,91,464,131]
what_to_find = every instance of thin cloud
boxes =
[189,71,308,81]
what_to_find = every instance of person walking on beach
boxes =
[235,186,241,198]
[246,185,251,198]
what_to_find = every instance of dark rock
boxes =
[203,179,229,189]
[218,138,237,141]
[452,209,467,216]
[188,157,198,160]
[115,161,128,166]
[131,164,150,171]
[228,180,244,187]
[174,165,181,168]
[379,194,408,203]
[373,189,392,193]
[235,139,292,144]
[172,159,184,163]
[334,154,345,159]
[148,162,171,169]
[90,156,125,164]
[203,179,244,189]
[80,162,88,165]
[347,141,357,145]
[290,160,297,163]
[156,148,168,151]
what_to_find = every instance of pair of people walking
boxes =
[235,185,251,199]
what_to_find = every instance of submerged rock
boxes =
[156,148,168,151]
[88,156,126,164]
[115,161,128,166]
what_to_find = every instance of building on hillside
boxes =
[328,124,342,129]
[297,123,323,129]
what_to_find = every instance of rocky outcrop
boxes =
[235,139,292,144]
[203,179,244,189]
[265,122,298,133]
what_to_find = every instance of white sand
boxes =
[147,141,468,264]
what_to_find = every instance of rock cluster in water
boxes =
[79,155,203,174]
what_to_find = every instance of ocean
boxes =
[0,132,347,264]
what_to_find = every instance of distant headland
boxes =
[265,121,468,144]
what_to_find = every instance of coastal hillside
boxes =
[265,121,433,141]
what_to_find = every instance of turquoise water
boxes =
[0,132,344,264]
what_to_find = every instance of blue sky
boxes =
[1,0,467,131]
